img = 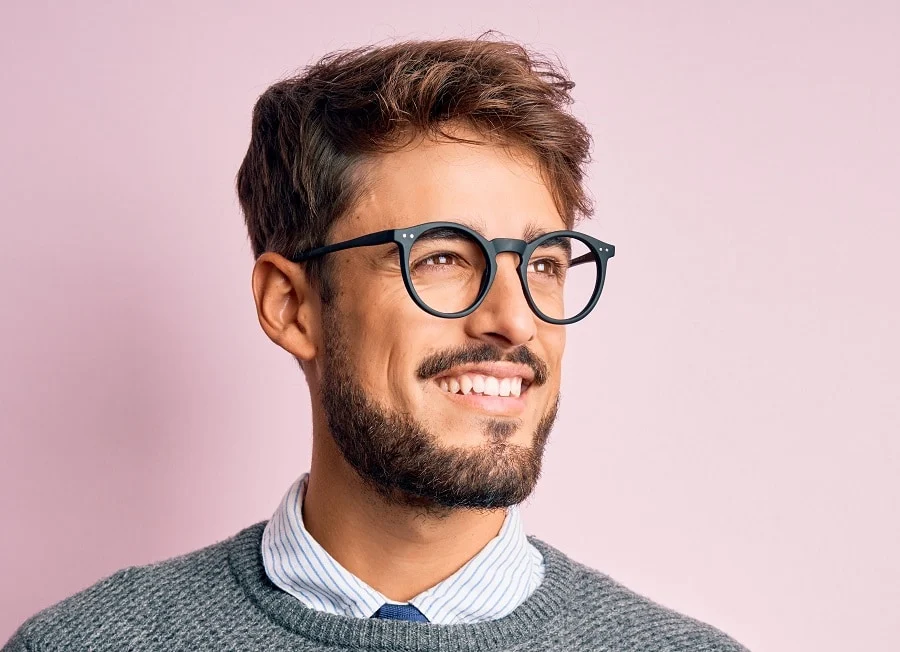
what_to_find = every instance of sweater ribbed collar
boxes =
[228,521,580,652]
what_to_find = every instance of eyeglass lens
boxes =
[407,226,599,321]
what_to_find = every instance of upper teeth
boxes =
[437,374,524,397]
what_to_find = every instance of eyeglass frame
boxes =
[288,221,616,325]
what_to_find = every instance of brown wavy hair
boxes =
[236,33,593,300]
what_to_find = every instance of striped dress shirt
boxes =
[261,473,545,624]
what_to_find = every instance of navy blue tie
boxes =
[372,603,429,622]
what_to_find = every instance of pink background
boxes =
[2,2,898,649]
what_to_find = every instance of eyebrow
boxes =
[522,223,553,242]
[444,217,557,243]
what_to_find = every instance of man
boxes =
[4,36,748,651]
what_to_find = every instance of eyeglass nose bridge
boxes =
[487,237,528,261]
[475,237,532,308]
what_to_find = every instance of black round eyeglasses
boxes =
[289,222,616,325]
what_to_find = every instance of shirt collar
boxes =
[261,473,544,624]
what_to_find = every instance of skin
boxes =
[251,125,567,601]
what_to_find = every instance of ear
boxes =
[251,252,320,362]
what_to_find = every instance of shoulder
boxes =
[530,537,750,652]
[3,521,267,651]
[574,565,750,651]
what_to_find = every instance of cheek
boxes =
[542,326,566,366]
[536,328,566,399]
[334,276,430,395]
[333,262,405,335]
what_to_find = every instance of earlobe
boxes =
[251,253,319,361]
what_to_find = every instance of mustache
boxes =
[416,343,549,386]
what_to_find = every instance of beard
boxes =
[318,309,559,513]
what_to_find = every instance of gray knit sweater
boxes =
[3,521,749,651]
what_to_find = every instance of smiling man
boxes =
[4,37,748,651]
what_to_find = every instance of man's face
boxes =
[313,127,567,510]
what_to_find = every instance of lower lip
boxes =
[433,383,529,416]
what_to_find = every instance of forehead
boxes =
[337,130,567,241]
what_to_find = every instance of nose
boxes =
[463,253,537,348]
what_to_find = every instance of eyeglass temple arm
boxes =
[570,246,615,267]
[292,230,396,262]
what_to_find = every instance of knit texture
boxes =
[3,521,749,651]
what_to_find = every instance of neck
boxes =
[303,427,507,602]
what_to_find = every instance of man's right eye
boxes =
[413,252,461,269]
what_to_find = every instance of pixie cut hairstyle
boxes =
[236,33,594,299]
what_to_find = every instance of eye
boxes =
[527,258,564,278]
[425,253,457,266]
[412,252,463,271]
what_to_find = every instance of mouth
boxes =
[434,373,531,397]
[429,364,534,416]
